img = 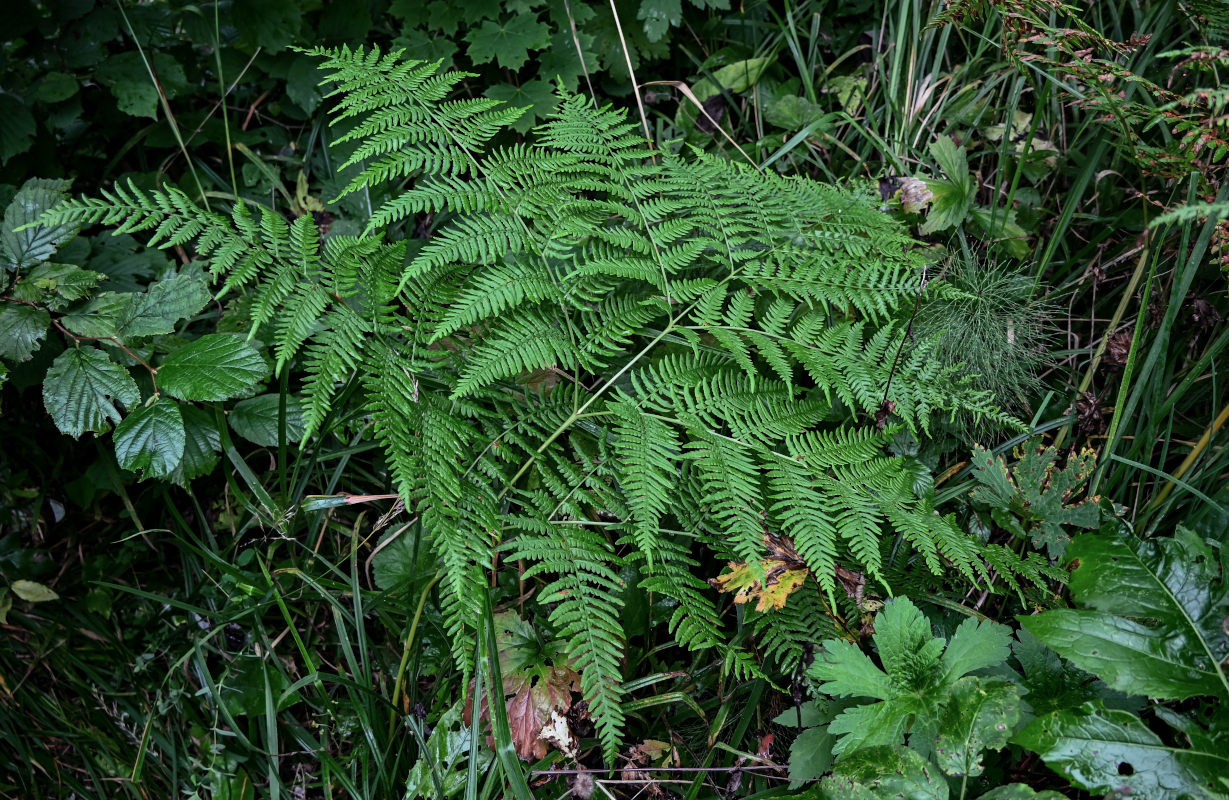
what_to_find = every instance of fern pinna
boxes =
[43,46,1054,760]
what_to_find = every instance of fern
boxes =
[42,48,1048,762]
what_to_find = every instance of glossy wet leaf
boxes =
[1020,523,1229,701]
[1014,703,1229,799]
[158,334,268,402]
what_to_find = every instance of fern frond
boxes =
[505,516,626,761]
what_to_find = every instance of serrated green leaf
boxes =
[0,302,50,361]
[1020,523,1229,701]
[638,0,682,42]
[809,638,894,700]
[114,397,185,478]
[42,346,140,436]
[787,725,836,786]
[485,80,556,132]
[37,71,79,103]
[12,579,59,602]
[820,745,948,800]
[934,678,1021,776]
[940,616,1013,684]
[95,51,188,119]
[465,14,551,70]
[158,334,268,402]
[229,393,304,447]
[63,273,212,339]
[1014,703,1229,800]
[2,177,76,270]
[12,263,105,307]
[169,405,221,487]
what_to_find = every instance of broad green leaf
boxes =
[168,405,221,487]
[158,334,268,402]
[786,725,836,786]
[36,71,79,103]
[228,393,304,447]
[1014,703,1229,799]
[2,177,75,269]
[466,14,551,70]
[63,273,212,339]
[0,302,50,361]
[219,655,299,717]
[820,745,947,800]
[233,0,302,50]
[114,397,186,478]
[693,57,773,101]
[372,525,430,593]
[94,51,188,119]
[12,579,59,602]
[969,206,1031,258]
[10,262,105,307]
[42,346,140,436]
[1020,523,1229,701]
[934,678,1021,776]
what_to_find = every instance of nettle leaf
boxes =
[969,440,1100,558]
[229,393,305,447]
[1020,522,1229,702]
[1014,702,1229,800]
[465,14,551,70]
[0,302,50,361]
[168,405,221,487]
[158,334,268,402]
[42,346,140,436]
[63,273,212,339]
[2,177,76,270]
[114,396,186,478]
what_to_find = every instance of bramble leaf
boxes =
[113,396,185,478]
[228,394,305,447]
[42,346,140,436]
[158,334,268,402]
[0,302,50,361]
[2,177,75,270]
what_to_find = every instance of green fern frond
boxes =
[505,516,626,761]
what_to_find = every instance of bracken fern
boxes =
[41,46,1056,760]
